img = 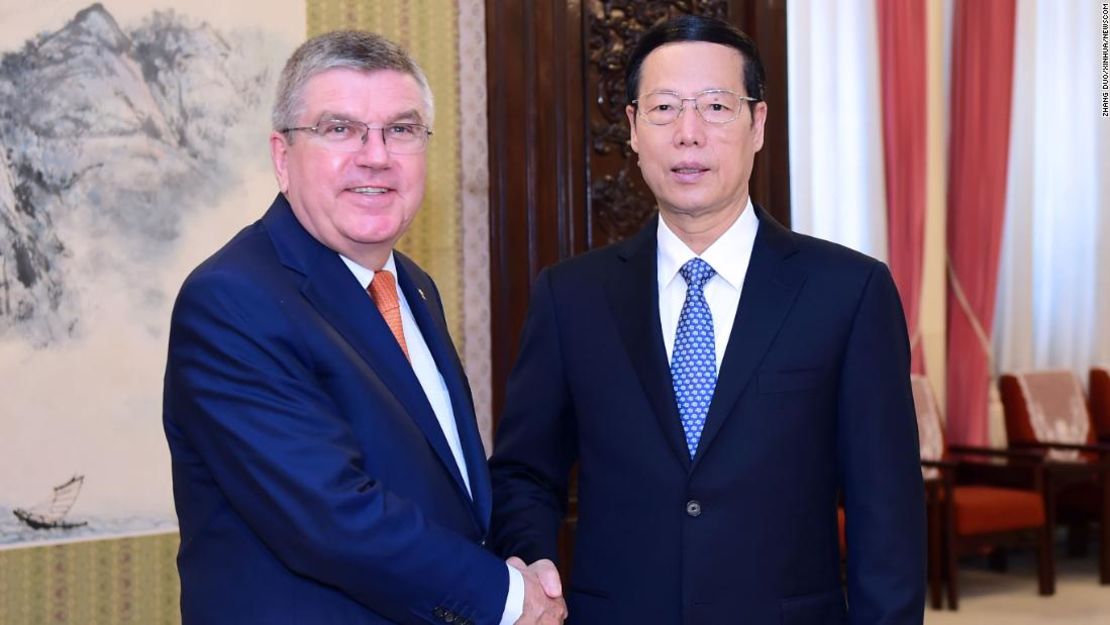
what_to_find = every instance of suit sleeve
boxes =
[836,262,926,624]
[489,268,578,565]
[164,268,508,625]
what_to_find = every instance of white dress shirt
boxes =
[340,253,524,624]
[657,200,759,369]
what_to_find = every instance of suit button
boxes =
[480,538,487,546]
[686,500,702,517]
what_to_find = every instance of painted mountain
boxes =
[0,3,274,346]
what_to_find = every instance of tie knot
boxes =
[679,258,716,291]
[368,270,400,311]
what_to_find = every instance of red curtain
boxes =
[945,0,1017,446]
[877,0,928,374]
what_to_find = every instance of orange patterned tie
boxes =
[368,270,409,360]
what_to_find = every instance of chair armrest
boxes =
[923,454,1043,492]
[1010,440,1110,459]
[947,444,1043,460]
[950,459,1044,491]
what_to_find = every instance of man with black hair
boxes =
[490,14,925,625]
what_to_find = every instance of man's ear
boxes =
[751,101,768,153]
[626,104,640,154]
[270,131,291,193]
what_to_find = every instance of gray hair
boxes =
[272,30,435,132]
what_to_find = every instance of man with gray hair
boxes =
[164,31,565,625]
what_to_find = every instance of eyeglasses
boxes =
[281,118,433,154]
[632,89,760,125]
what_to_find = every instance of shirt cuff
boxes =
[499,563,525,625]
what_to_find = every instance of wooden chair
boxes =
[912,374,1055,610]
[1000,370,1110,585]
[1090,367,1110,443]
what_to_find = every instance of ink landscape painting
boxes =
[0,1,301,548]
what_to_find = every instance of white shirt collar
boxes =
[656,199,759,290]
[339,252,398,291]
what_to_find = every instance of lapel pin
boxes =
[417,288,427,301]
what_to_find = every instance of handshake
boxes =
[507,557,568,624]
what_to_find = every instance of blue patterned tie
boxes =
[671,258,718,457]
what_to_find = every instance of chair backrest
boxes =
[999,370,1092,461]
[1090,367,1110,438]
[911,374,945,480]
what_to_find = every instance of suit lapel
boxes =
[605,217,691,470]
[691,206,805,468]
[395,254,492,534]
[262,196,477,520]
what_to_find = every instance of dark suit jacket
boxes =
[490,207,925,625]
[164,194,505,625]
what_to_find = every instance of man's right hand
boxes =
[507,557,567,624]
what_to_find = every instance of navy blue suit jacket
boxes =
[164,194,506,625]
[490,208,925,624]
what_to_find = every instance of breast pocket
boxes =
[758,368,825,394]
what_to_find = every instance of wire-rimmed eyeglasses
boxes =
[632,89,760,125]
[281,117,433,154]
